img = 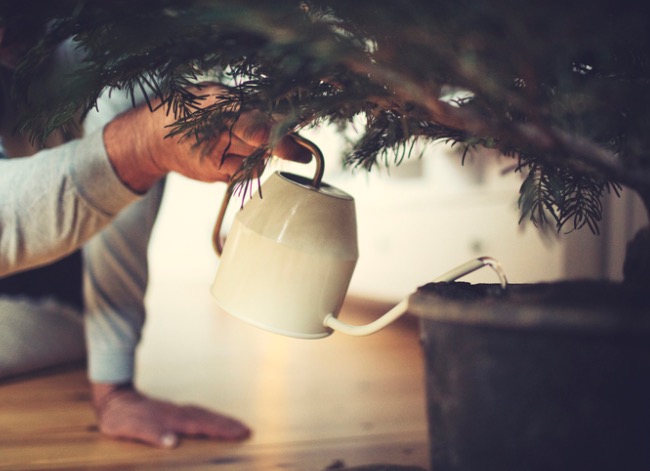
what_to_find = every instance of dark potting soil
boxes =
[419,280,650,312]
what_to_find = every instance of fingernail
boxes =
[160,432,178,449]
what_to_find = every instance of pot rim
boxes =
[408,281,650,333]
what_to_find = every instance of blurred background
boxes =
[147,124,648,305]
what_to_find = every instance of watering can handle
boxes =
[323,256,508,336]
[212,134,325,256]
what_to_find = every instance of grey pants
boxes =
[0,296,85,379]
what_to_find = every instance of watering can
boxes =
[210,134,507,338]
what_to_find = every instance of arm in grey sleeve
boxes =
[0,129,140,277]
[84,178,165,384]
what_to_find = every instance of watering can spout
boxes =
[323,257,508,336]
[323,299,410,336]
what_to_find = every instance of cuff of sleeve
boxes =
[69,129,140,218]
[87,349,135,384]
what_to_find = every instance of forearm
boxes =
[0,130,140,277]
[0,83,310,277]
[84,179,165,384]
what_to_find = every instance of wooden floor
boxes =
[0,280,430,470]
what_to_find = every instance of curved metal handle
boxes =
[322,256,508,336]
[212,184,234,256]
[292,133,325,189]
[212,133,325,256]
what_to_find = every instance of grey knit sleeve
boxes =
[0,129,140,276]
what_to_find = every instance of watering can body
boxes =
[211,171,358,338]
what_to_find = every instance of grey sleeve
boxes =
[0,129,140,277]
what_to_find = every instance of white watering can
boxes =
[211,134,507,339]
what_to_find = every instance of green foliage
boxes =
[517,160,621,235]
[2,0,650,234]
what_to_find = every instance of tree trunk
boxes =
[623,190,650,286]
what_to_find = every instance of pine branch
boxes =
[3,0,650,236]
[517,159,622,235]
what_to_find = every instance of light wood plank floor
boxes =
[0,280,429,470]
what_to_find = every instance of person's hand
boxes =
[104,83,312,193]
[91,382,251,448]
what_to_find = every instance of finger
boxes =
[211,135,271,180]
[217,133,259,160]
[177,406,252,441]
[131,429,179,449]
[231,111,312,164]
[272,134,312,163]
[230,110,273,146]
[199,136,254,181]
[159,432,180,449]
[99,412,180,449]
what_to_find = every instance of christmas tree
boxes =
[2,0,649,282]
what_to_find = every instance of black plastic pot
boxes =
[409,281,650,471]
